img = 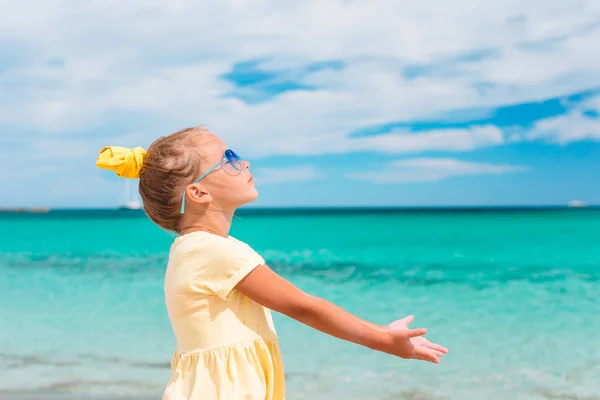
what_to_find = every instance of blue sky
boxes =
[0,1,599,208]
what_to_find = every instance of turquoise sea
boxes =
[1,208,599,400]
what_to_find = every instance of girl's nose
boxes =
[243,160,251,170]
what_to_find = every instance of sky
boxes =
[0,0,599,208]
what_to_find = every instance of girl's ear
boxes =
[186,183,212,207]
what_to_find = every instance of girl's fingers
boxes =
[406,328,427,338]
[415,348,440,364]
[399,315,414,325]
[416,344,444,357]
[424,342,449,354]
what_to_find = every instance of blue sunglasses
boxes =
[180,149,244,213]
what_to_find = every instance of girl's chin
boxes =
[242,188,259,204]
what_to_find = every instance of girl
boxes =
[96,126,448,400]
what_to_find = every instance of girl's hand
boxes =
[385,315,448,363]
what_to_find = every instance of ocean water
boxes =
[1,208,599,400]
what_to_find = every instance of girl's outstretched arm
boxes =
[236,264,446,363]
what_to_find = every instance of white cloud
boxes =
[347,158,527,183]
[346,125,504,154]
[527,94,600,144]
[254,166,325,185]
[236,124,504,157]
[0,0,599,161]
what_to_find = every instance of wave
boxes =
[1,250,598,287]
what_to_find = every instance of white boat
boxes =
[568,200,588,208]
[120,180,142,210]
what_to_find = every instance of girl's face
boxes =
[194,134,258,210]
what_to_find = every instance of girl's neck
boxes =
[179,206,234,238]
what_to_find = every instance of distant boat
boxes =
[568,200,588,208]
[120,180,142,210]
[120,201,142,210]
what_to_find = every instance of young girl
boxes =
[96,126,448,400]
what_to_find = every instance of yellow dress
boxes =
[162,231,285,400]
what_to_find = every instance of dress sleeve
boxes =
[188,239,265,301]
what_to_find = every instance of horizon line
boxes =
[1,204,598,213]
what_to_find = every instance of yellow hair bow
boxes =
[96,146,147,178]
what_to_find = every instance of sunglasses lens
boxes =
[222,149,243,175]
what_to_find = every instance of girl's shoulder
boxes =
[172,230,226,247]
[170,231,258,260]
[170,231,228,257]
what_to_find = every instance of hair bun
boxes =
[96,146,147,178]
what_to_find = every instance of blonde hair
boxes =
[138,126,208,233]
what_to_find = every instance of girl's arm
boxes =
[236,264,443,363]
